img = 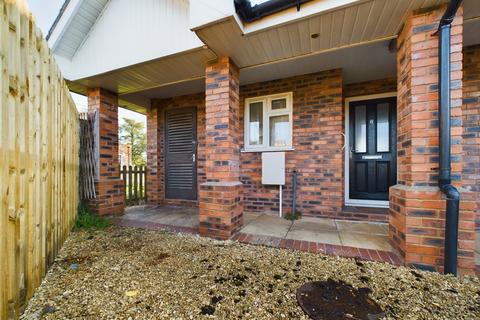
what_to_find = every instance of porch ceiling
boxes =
[67,46,216,114]
[118,38,395,105]
[194,0,449,69]
[67,0,480,114]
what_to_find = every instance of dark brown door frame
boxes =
[164,107,197,201]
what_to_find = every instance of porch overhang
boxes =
[67,46,216,114]
[193,0,451,70]
[64,0,480,115]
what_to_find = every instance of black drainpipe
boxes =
[437,0,462,276]
[234,0,312,23]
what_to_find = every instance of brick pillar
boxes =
[146,104,163,205]
[199,57,243,240]
[389,5,476,274]
[463,45,480,271]
[87,88,124,215]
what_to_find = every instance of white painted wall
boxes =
[58,0,204,80]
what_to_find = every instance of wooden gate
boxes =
[120,166,147,206]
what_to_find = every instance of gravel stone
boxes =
[20,227,480,319]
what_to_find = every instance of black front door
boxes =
[165,107,197,200]
[349,98,396,201]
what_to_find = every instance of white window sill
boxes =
[241,147,295,153]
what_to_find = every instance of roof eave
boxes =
[46,0,83,52]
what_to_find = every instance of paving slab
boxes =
[292,217,338,232]
[335,220,388,236]
[339,232,392,251]
[240,215,292,238]
[121,206,198,228]
[243,212,262,226]
[286,229,342,245]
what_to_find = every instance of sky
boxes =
[27,0,146,128]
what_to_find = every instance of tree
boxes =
[119,118,147,166]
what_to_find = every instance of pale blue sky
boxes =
[28,0,146,127]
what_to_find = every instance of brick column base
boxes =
[199,182,243,240]
[389,185,476,275]
[200,56,243,240]
[87,88,125,216]
[89,179,124,216]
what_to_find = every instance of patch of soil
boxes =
[297,279,385,320]
[146,252,170,266]
[200,304,216,315]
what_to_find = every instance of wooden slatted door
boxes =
[165,107,197,200]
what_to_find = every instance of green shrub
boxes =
[75,202,111,230]
[284,211,302,221]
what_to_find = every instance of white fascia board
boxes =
[47,0,84,52]
[242,0,366,35]
[189,0,236,30]
[192,0,365,37]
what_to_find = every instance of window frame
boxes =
[244,92,293,152]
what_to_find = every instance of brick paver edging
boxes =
[112,218,403,266]
[232,233,403,266]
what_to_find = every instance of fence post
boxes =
[122,165,127,203]
[133,166,138,201]
[127,166,133,202]
[139,167,144,200]
[144,166,147,202]
[120,165,147,206]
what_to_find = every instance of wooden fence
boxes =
[0,1,80,318]
[120,166,147,206]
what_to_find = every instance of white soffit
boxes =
[48,0,109,59]
[115,39,396,114]
[195,0,449,68]
[68,46,216,113]
[240,39,395,85]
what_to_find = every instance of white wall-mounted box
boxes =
[262,152,285,185]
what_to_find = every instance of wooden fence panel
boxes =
[120,166,147,206]
[0,1,79,318]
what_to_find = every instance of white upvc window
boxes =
[244,92,293,151]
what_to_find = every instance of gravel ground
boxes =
[21,227,480,319]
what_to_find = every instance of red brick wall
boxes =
[149,93,206,207]
[146,73,399,222]
[344,77,397,98]
[199,57,243,239]
[389,5,475,274]
[146,104,162,205]
[87,88,124,215]
[239,69,345,218]
[463,44,480,233]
